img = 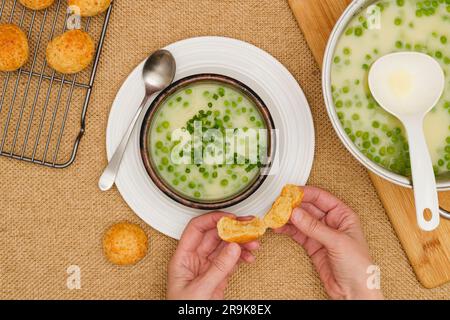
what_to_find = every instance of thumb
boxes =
[291,207,341,249]
[200,243,241,290]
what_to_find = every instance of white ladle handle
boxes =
[404,117,440,231]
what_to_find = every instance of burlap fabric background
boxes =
[0,0,449,299]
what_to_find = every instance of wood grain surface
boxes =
[288,0,450,288]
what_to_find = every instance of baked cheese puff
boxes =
[103,222,148,266]
[46,29,95,74]
[19,0,55,10]
[67,0,111,17]
[0,24,29,72]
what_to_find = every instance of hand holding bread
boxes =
[217,185,304,243]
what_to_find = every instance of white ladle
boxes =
[368,52,445,231]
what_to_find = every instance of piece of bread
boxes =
[67,0,111,17]
[46,29,95,74]
[217,185,304,243]
[217,217,267,244]
[281,184,304,209]
[263,196,294,229]
[103,222,148,265]
[19,0,54,10]
[0,24,29,72]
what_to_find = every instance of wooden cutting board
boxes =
[288,0,450,288]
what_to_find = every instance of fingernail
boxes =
[226,242,240,256]
[291,208,303,223]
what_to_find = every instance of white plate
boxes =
[106,36,315,239]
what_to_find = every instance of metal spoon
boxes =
[368,52,445,231]
[98,50,176,191]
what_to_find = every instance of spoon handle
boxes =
[404,118,440,231]
[98,94,152,191]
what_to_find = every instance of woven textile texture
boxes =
[0,0,449,299]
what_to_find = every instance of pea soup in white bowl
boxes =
[330,0,450,177]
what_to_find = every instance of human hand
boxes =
[274,186,383,300]
[167,212,260,300]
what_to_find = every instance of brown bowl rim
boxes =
[140,73,275,210]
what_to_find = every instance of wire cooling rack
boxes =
[0,0,112,168]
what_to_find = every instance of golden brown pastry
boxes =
[103,222,148,265]
[67,0,111,17]
[0,24,29,72]
[19,0,54,10]
[281,184,304,208]
[46,29,95,74]
[217,184,304,243]
[263,196,294,229]
[217,217,267,244]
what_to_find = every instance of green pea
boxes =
[394,17,402,25]
[185,88,192,94]
[343,47,351,55]
[334,56,341,64]
[220,179,229,186]
[354,27,363,36]
[396,0,404,6]
[162,121,170,129]
[441,36,448,44]
[168,165,174,172]
[372,121,380,128]
[194,191,201,198]
[212,172,218,178]
[352,113,360,121]
[242,176,249,183]
[172,179,179,186]
[387,146,396,154]
[183,102,189,107]
[161,157,169,165]
[438,159,445,166]
[188,182,196,189]
[372,137,380,145]
[180,175,187,182]
[156,141,163,149]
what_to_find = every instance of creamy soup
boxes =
[149,81,268,201]
[331,0,450,176]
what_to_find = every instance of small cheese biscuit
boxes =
[19,0,55,10]
[217,217,267,244]
[46,29,95,74]
[0,24,29,72]
[67,0,111,17]
[103,222,148,265]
